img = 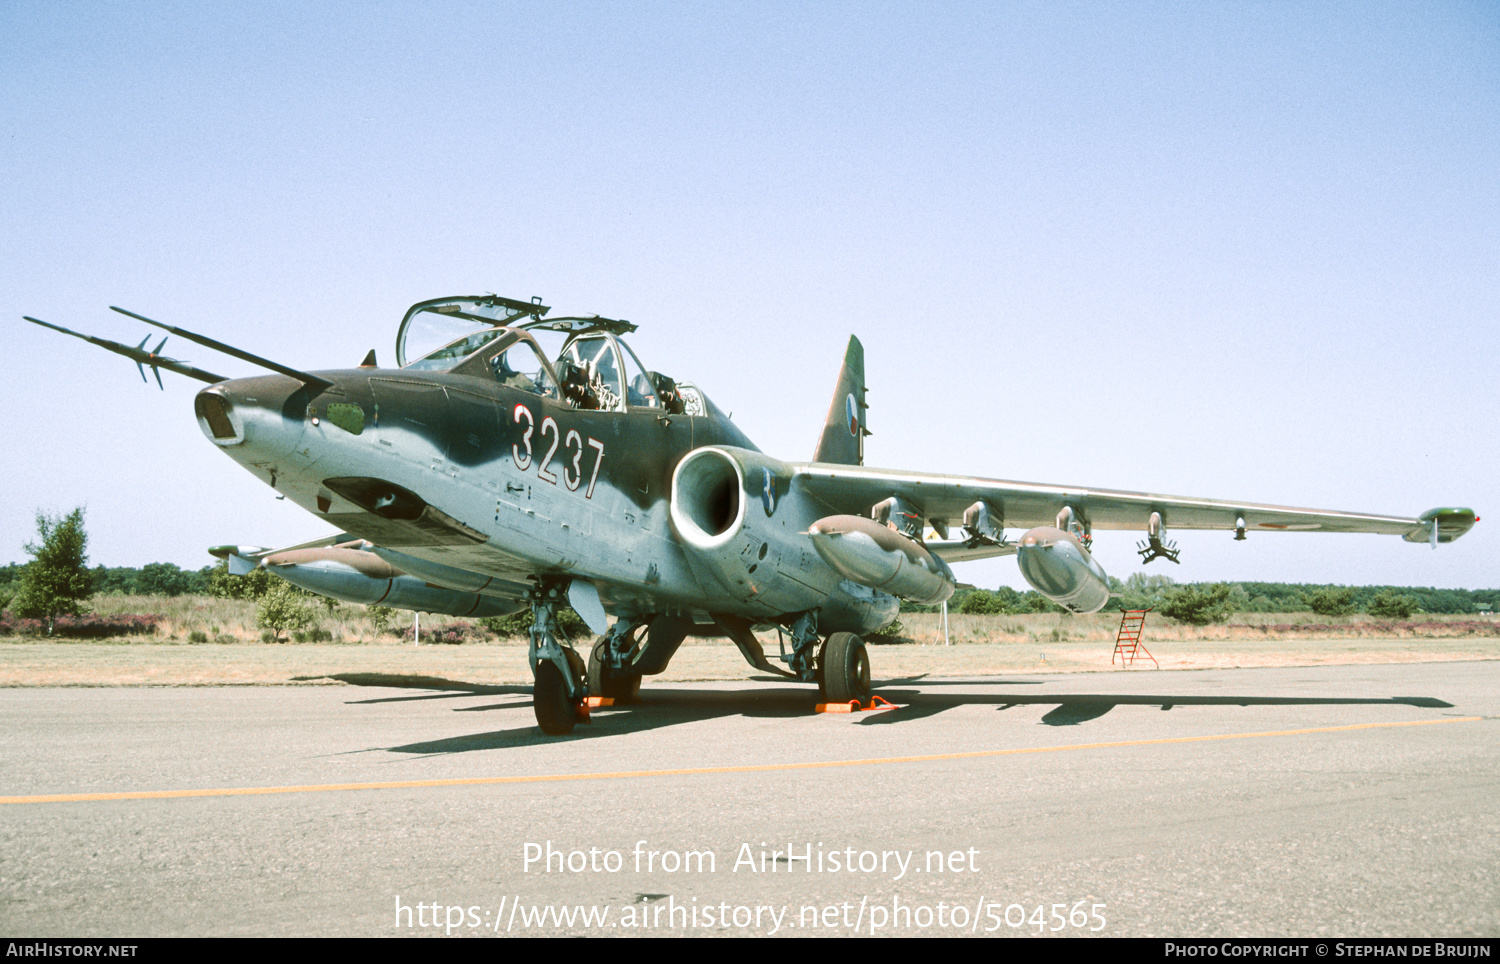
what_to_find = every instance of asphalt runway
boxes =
[1,661,1496,938]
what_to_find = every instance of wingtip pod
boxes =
[206,545,267,575]
[1402,508,1478,546]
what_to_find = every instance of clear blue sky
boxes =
[3,2,1495,592]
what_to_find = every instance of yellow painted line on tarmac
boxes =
[1,716,1482,805]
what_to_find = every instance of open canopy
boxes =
[395,294,673,413]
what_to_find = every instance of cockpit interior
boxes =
[394,294,695,415]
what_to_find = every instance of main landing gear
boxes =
[783,612,872,705]
[589,617,647,703]
[528,592,877,734]
[819,632,871,705]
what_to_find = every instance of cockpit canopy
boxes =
[395,294,688,414]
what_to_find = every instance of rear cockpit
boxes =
[395,294,696,414]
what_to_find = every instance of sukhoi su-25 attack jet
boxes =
[26,294,1478,734]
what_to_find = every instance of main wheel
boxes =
[821,632,871,705]
[533,659,577,735]
[588,636,642,703]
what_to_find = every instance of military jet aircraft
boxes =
[27,294,1478,734]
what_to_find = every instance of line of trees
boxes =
[0,559,219,600]
[911,574,1496,624]
[0,507,305,632]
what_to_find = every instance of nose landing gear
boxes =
[527,583,586,735]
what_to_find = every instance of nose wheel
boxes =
[533,658,577,735]
[527,583,586,735]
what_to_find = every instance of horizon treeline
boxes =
[0,561,218,599]
[911,575,1496,617]
[0,560,1495,616]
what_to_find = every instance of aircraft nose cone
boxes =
[194,374,311,458]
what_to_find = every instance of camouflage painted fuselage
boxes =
[193,364,897,635]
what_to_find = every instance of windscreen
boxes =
[402,325,507,372]
[398,310,498,369]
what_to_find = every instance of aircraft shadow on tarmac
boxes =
[860,688,1455,727]
[295,672,534,704]
[315,672,1455,753]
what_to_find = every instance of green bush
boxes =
[866,618,907,643]
[136,562,193,597]
[1111,573,1176,611]
[256,582,314,642]
[1304,587,1356,617]
[958,590,1006,614]
[1367,590,1418,620]
[12,508,94,632]
[480,605,588,640]
[1158,583,1233,625]
[207,562,278,601]
[367,605,396,635]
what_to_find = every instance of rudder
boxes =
[812,335,868,465]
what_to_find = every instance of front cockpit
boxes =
[395,294,694,415]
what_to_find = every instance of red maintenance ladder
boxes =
[1113,608,1158,668]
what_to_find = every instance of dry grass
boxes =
[84,594,396,643]
[0,600,1495,687]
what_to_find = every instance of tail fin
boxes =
[812,335,868,465]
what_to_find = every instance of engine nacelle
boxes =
[669,446,806,608]
[1015,526,1111,614]
[807,514,955,606]
[669,446,896,634]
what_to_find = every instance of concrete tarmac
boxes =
[1,661,1496,937]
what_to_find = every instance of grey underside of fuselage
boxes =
[212,370,893,637]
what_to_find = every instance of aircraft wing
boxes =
[923,539,1020,564]
[791,463,1476,547]
[208,533,352,572]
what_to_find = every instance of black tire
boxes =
[822,632,871,704]
[588,636,642,703]
[533,659,576,735]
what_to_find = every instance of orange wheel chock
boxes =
[815,694,898,714]
[584,697,615,708]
